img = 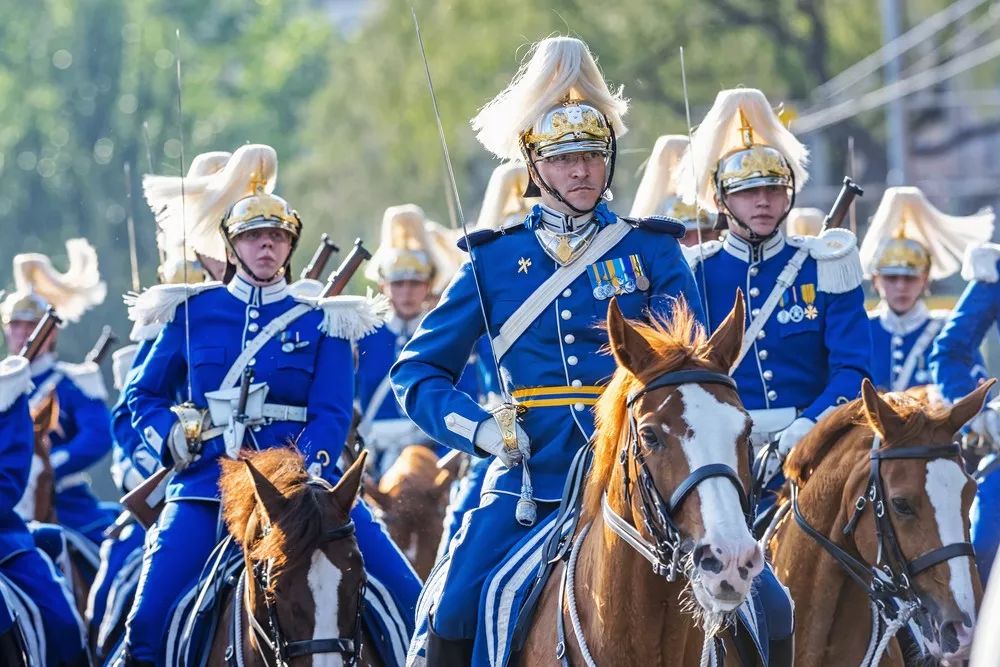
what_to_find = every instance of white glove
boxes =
[474,417,530,469]
[969,409,1000,445]
[167,421,201,471]
[777,417,816,457]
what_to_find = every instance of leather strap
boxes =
[493,221,633,361]
[219,304,313,389]
[891,317,943,392]
[731,247,810,372]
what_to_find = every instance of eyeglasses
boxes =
[540,151,607,167]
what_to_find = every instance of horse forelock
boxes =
[220,447,332,586]
[584,306,718,521]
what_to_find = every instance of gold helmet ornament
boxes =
[785,207,824,237]
[365,204,450,294]
[859,186,995,281]
[631,135,716,232]
[475,162,536,230]
[676,88,808,242]
[471,36,627,212]
[1,238,106,325]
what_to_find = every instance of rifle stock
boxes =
[300,234,339,280]
[120,466,172,529]
[822,177,864,231]
[85,325,117,365]
[18,308,62,361]
[323,238,371,298]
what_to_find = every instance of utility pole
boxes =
[881,0,908,185]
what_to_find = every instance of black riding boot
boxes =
[123,652,156,667]
[768,635,794,667]
[426,626,474,667]
[0,626,26,667]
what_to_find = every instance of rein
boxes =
[790,435,975,623]
[603,369,751,581]
[242,516,365,666]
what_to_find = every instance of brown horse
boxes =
[769,378,990,665]
[210,447,383,666]
[363,445,463,578]
[522,294,762,665]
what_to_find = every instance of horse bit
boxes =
[235,495,365,666]
[791,436,976,621]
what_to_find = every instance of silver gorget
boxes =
[534,206,600,266]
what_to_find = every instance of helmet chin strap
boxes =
[224,234,295,285]
[524,127,618,218]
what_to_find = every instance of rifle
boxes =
[84,325,117,365]
[822,177,864,231]
[323,238,371,298]
[19,308,62,361]
[300,234,339,281]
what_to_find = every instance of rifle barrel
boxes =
[301,234,340,280]
[323,238,371,298]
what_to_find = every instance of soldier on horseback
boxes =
[120,144,420,666]
[391,36,705,664]
[678,87,872,663]
[858,186,993,392]
[1,240,116,547]
[0,354,87,665]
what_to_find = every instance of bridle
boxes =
[791,435,975,618]
[243,515,365,666]
[602,369,752,581]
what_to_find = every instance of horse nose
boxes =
[693,539,764,602]
[938,617,974,661]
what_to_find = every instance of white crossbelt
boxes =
[731,247,810,373]
[892,318,944,392]
[28,372,64,412]
[493,221,633,361]
[220,303,313,389]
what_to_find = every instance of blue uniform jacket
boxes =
[0,381,38,560]
[127,277,357,501]
[111,339,161,492]
[691,231,871,419]
[869,302,986,392]
[931,249,1000,402]
[391,210,703,499]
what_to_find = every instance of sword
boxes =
[411,7,535,526]
[84,325,117,365]
[680,46,712,332]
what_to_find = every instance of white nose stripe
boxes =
[925,460,977,625]
[307,549,344,667]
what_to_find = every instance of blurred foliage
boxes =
[2,0,993,359]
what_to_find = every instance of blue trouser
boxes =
[87,521,144,643]
[973,457,1000,584]
[125,497,421,664]
[2,548,86,664]
[55,483,118,546]
[437,455,489,561]
[434,491,794,645]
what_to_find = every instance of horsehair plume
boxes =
[364,204,452,290]
[143,144,277,262]
[674,88,808,211]
[475,162,533,230]
[629,135,689,218]
[219,446,329,582]
[471,36,628,161]
[12,238,107,322]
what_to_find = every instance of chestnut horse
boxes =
[364,445,463,578]
[769,378,990,665]
[210,448,384,667]
[522,295,763,665]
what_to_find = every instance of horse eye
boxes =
[891,497,915,517]
[639,426,660,449]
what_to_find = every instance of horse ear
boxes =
[706,289,745,372]
[243,458,286,526]
[861,378,905,439]
[331,449,368,512]
[946,378,997,434]
[607,297,656,377]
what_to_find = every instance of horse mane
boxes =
[219,447,331,581]
[583,302,717,520]
[785,391,949,487]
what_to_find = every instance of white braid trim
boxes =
[124,282,222,329]
[961,243,1000,283]
[298,292,390,342]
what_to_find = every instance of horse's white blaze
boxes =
[925,459,977,624]
[674,384,753,553]
[307,549,344,667]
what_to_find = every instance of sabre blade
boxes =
[680,46,712,330]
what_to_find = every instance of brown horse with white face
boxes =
[769,378,991,665]
[522,294,762,665]
[212,448,383,667]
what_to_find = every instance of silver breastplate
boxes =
[534,222,600,266]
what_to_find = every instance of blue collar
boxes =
[723,230,786,263]
[524,201,617,232]
[226,275,289,306]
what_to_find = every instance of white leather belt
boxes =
[201,402,308,441]
[748,407,797,442]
